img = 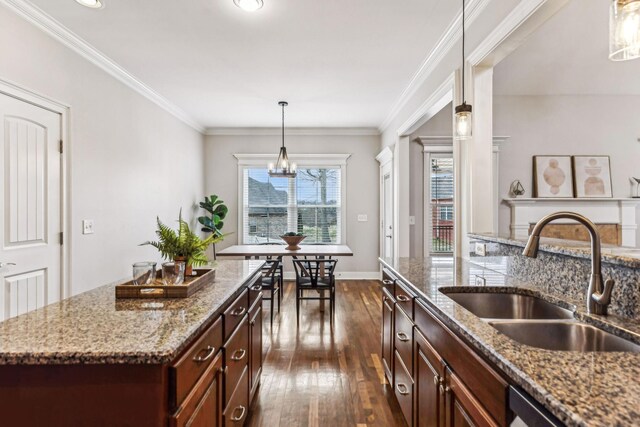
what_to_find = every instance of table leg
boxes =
[319,256,325,312]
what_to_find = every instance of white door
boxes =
[382,171,393,259]
[0,93,62,320]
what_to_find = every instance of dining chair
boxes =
[292,258,338,326]
[261,257,282,326]
[259,242,285,301]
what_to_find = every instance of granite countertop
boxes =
[470,232,640,269]
[380,256,640,427]
[0,260,264,365]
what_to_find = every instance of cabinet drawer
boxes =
[170,316,223,409]
[224,366,249,426]
[224,289,249,340]
[224,315,249,402]
[170,351,222,427]
[381,269,396,296]
[248,276,263,311]
[415,300,509,427]
[395,281,415,319]
[394,305,414,376]
[393,350,414,426]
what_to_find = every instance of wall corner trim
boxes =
[378,0,493,134]
[0,0,205,133]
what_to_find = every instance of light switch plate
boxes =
[83,219,95,235]
[357,214,368,222]
[474,242,487,256]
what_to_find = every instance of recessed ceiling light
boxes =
[233,0,263,12]
[75,0,104,9]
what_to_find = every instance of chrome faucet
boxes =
[523,211,615,315]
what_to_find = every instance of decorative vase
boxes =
[174,256,192,276]
[280,235,306,251]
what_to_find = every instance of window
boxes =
[241,166,343,244]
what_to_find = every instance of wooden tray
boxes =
[115,268,216,299]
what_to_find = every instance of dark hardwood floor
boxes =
[246,280,406,427]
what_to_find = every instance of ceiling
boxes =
[26,0,460,129]
[494,0,640,96]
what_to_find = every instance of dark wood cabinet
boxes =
[170,351,223,427]
[445,368,499,427]
[381,287,395,385]
[381,276,511,427]
[249,294,263,401]
[414,329,445,427]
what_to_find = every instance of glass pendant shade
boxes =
[455,103,472,140]
[233,0,264,12]
[610,0,640,61]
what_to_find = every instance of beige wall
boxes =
[0,7,205,294]
[204,133,380,275]
[494,95,640,243]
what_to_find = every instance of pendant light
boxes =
[609,0,640,61]
[268,101,297,178]
[455,0,472,140]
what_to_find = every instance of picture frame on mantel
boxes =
[572,155,613,198]
[532,155,574,198]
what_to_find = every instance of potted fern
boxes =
[141,211,223,276]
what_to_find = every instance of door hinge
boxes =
[59,140,63,153]
[59,232,63,245]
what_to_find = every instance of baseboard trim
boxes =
[282,271,381,281]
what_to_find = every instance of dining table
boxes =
[216,244,353,312]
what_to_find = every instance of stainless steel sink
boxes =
[442,291,574,320]
[489,320,640,353]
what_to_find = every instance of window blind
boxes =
[242,167,342,244]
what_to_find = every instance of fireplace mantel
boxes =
[503,197,640,247]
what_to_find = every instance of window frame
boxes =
[234,153,350,245]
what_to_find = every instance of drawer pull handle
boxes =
[439,384,450,395]
[251,284,262,291]
[396,383,410,396]
[230,349,247,361]
[382,280,394,285]
[193,346,216,363]
[396,332,410,342]
[433,375,440,386]
[230,405,246,421]
[231,307,246,317]
[396,295,411,302]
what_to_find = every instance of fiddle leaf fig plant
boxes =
[141,211,223,267]
[198,194,230,259]
[198,195,228,238]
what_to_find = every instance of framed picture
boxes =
[533,156,574,198]
[572,156,612,198]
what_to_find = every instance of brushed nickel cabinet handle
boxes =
[193,345,215,363]
[231,307,246,317]
[230,405,246,421]
[382,280,394,285]
[396,295,411,302]
[396,383,410,396]
[230,349,246,361]
[396,332,410,342]
[433,375,440,386]
[251,284,262,291]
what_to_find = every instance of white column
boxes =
[470,65,495,234]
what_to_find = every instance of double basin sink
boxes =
[441,291,640,353]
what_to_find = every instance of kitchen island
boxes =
[380,256,640,427]
[0,259,264,427]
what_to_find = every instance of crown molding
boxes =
[415,135,509,147]
[206,127,380,136]
[0,0,205,133]
[378,0,492,134]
